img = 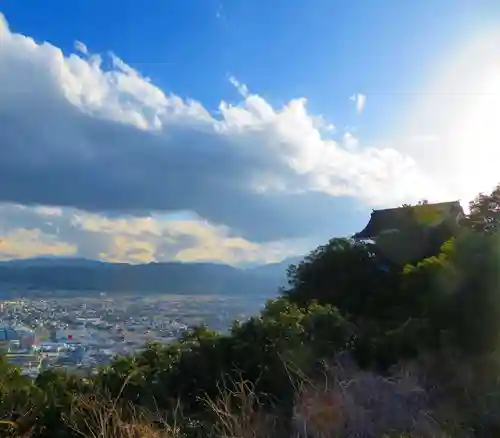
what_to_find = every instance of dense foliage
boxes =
[3,184,500,437]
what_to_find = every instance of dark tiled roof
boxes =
[355,201,463,239]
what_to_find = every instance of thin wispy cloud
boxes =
[228,75,249,98]
[350,93,366,114]
[216,1,226,20]
[74,40,88,55]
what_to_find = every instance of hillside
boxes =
[0,257,296,294]
[1,186,500,437]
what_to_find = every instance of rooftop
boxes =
[355,201,464,240]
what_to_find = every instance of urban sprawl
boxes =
[0,294,260,378]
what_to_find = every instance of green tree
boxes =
[285,238,400,322]
[466,183,500,234]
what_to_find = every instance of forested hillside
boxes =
[2,185,500,437]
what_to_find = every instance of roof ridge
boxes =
[373,200,461,213]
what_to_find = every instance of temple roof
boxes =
[354,201,463,240]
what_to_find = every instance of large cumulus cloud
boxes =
[0,14,439,242]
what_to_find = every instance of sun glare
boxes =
[452,71,500,196]
[409,31,500,204]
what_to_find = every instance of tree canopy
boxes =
[2,186,500,436]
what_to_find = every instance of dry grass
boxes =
[202,358,455,438]
[69,397,178,438]
[205,378,278,438]
[292,357,447,438]
[63,369,182,438]
[12,352,498,438]
[419,349,500,437]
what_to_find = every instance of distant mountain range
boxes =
[0,256,303,295]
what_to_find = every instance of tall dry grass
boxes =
[291,358,446,438]
[62,369,183,438]
[14,352,500,437]
[202,357,455,438]
[66,396,180,438]
[205,378,278,438]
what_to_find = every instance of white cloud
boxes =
[0,203,306,265]
[343,132,359,151]
[0,13,451,247]
[0,228,76,260]
[357,94,366,113]
[350,93,366,114]
[71,210,304,265]
[74,40,88,55]
[229,75,249,98]
[0,13,9,38]
[33,206,63,217]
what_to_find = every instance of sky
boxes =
[1,0,500,265]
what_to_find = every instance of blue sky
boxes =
[4,0,491,130]
[1,1,500,265]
